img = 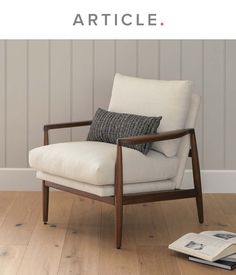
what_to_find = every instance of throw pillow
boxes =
[87,108,162,154]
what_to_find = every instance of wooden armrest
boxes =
[43,120,92,145]
[44,120,92,131]
[117,128,194,146]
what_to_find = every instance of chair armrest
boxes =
[114,128,198,210]
[44,120,92,131]
[43,120,92,145]
[116,128,194,146]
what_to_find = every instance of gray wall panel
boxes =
[203,41,225,169]
[137,40,159,79]
[50,41,71,144]
[116,40,137,76]
[0,41,5,167]
[160,40,181,79]
[28,41,49,152]
[225,41,236,169]
[6,41,27,167]
[94,40,115,111]
[182,40,203,167]
[72,40,93,141]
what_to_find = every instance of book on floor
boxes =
[188,256,236,270]
[168,230,236,262]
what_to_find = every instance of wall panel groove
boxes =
[26,41,29,165]
[224,41,226,168]
[201,41,205,168]
[92,41,95,116]
[69,40,73,141]
[0,40,235,170]
[48,41,51,124]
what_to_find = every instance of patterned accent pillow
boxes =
[87,108,162,154]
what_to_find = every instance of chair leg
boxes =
[115,145,123,249]
[115,198,123,249]
[42,180,49,224]
[190,131,204,224]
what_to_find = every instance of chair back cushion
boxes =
[108,74,192,157]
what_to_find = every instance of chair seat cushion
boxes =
[29,141,179,186]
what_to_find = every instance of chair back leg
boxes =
[190,131,204,223]
[115,145,123,249]
[42,180,49,224]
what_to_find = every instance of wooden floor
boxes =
[0,193,236,275]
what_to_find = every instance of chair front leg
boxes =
[42,180,49,224]
[115,145,123,249]
[190,130,204,224]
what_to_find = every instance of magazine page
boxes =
[201,231,236,244]
[169,233,232,260]
[222,253,236,262]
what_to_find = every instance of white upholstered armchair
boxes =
[29,73,203,249]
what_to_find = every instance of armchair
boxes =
[29,74,203,249]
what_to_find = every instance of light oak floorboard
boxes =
[57,197,101,275]
[137,245,181,275]
[97,204,140,275]
[129,202,170,246]
[0,192,40,245]
[0,192,18,227]
[17,192,74,275]
[0,245,26,275]
[0,193,235,274]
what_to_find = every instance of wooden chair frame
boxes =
[42,121,203,249]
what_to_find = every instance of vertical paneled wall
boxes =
[0,40,235,169]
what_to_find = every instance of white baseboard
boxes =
[0,168,41,191]
[182,170,236,193]
[0,168,236,193]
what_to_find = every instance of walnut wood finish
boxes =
[115,145,123,249]
[44,130,49,146]
[44,120,92,131]
[45,181,114,205]
[117,128,194,145]
[190,129,204,223]
[122,189,197,205]
[42,120,92,226]
[42,180,49,224]
[42,122,203,249]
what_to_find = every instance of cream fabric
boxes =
[173,93,200,188]
[36,171,176,197]
[109,73,192,157]
[29,141,178,186]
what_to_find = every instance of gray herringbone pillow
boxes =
[87,108,162,154]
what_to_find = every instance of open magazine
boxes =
[169,231,236,262]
